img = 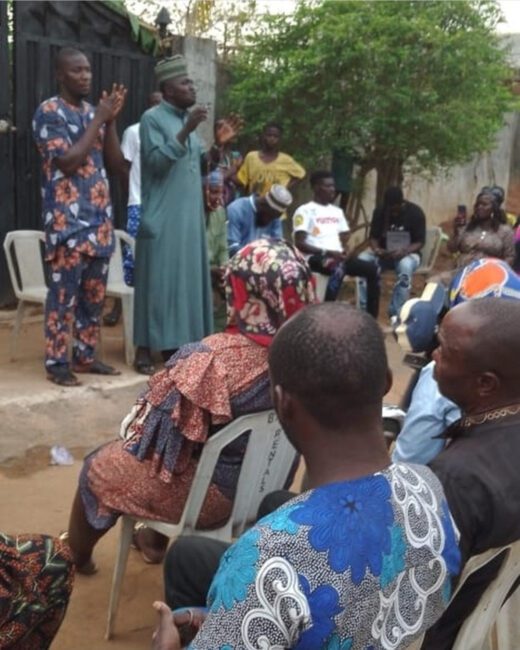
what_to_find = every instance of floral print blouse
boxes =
[32,96,114,260]
[190,463,461,649]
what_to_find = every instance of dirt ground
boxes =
[0,284,419,649]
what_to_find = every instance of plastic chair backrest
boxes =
[312,272,328,301]
[230,410,298,536]
[107,229,134,290]
[452,541,520,650]
[3,230,46,298]
[417,226,443,274]
[180,410,297,538]
[412,541,520,650]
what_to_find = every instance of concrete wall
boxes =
[183,35,217,150]
[405,112,519,224]
[355,111,519,227]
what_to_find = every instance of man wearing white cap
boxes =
[227,184,292,256]
[133,55,213,373]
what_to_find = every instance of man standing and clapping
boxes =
[32,47,126,386]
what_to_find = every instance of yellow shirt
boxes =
[237,151,306,196]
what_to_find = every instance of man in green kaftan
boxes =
[133,56,213,374]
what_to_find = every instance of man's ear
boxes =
[384,368,393,396]
[476,371,499,398]
[273,384,294,424]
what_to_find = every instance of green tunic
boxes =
[134,101,213,350]
[206,206,229,268]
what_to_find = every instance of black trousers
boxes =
[308,254,380,318]
[514,240,520,273]
[164,490,294,609]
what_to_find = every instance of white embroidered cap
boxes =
[265,184,293,213]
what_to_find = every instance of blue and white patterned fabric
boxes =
[189,463,460,650]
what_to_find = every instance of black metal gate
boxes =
[0,0,16,305]
[0,0,157,305]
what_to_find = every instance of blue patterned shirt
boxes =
[32,96,114,260]
[227,196,283,257]
[190,463,461,649]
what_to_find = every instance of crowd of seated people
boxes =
[5,252,520,648]
[7,45,520,650]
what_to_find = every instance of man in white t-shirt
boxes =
[121,91,163,285]
[293,171,380,317]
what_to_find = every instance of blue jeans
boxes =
[123,204,141,286]
[358,250,420,318]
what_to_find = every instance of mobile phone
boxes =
[455,204,467,226]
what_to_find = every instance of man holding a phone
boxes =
[359,186,426,321]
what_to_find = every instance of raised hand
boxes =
[215,113,244,145]
[185,105,209,132]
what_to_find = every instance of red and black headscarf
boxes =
[225,238,316,346]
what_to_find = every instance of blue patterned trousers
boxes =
[44,246,109,368]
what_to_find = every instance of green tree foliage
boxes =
[227,0,514,201]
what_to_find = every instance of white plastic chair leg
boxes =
[105,516,135,639]
[11,300,26,360]
[121,294,134,366]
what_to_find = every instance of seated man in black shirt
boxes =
[359,186,426,321]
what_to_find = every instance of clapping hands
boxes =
[96,83,127,124]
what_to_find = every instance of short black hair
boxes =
[55,47,87,71]
[383,186,403,207]
[460,298,520,377]
[310,170,334,187]
[263,121,283,134]
[269,303,388,429]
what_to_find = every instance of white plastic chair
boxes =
[312,272,359,306]
[3,230,47,359]
[105,229,135,366]
[452,541,520,650]
[312,271,329,301]
[413,541,520,650]
[105,409,297,639]
[416,226,445,276]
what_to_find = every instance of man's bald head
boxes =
[454,298,520,375]
[269,303,388,429]
[434,298,520,410]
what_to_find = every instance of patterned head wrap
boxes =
[225,238,316,346]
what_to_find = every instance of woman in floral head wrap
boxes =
[68,239,315,573]
[226,238,315,344]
